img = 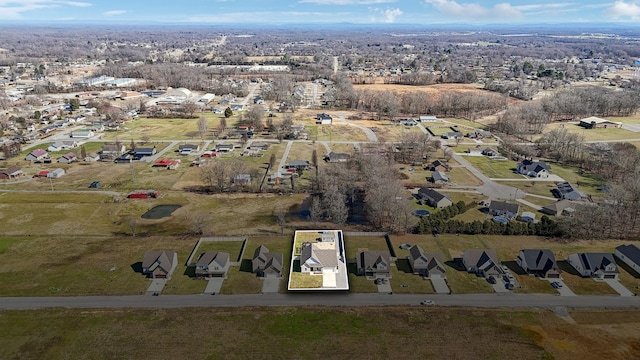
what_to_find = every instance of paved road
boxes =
[277,141,293,175]
[0,293,637,310]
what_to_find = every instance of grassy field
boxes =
[2,306,640,359]
[426,126,454,136]
[343,235,390,259]
[541,122,640,142]
[463,155,516,178]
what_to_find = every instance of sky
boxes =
[1,0,640,25]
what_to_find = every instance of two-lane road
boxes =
[0,293,637,310]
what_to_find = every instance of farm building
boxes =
[127,190,159,199]
[578,116,623,129]
[25,149,49,162]
[0,166,24,179]
[46,168,66,179]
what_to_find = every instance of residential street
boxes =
[0,293,637,310]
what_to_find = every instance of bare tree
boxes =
[309,196,323,225]
[189,212,209,235]
[197,116,208,141]
[124,216,140,237]
[323,183,348,225]
[183,100,199,118]
[276,209,287,234]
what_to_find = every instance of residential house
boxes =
[0,166,24,179]
[101,143,126,158]
[132,147,156,159]
[142,251,178,279]
[69,129,95,138]
[579,116,623,129]
[541,199,576,216]
[316,113,332,124]
[57,152,77,164]
[215,143,234,152]
[419,115,438,122]
[516,249,561,278]
[178,144,199,155]
[46,168,65,179]
[442,131,463,140]
[47,140,78,152]
[25,149,49,162]
[324,152,351,163]
[287,160,310,171]
[488,200,520,219]
[614,244,640,275]
[424,159,450,172]
[417,187,453,208]
[300,242,338,274]
[84,152,100,162]
[356,250,392,279]
[399,118,418,126]
[249,142,270,151]
[194,251,230,278]
[556,182,587,201]
[430,170,449,184]
[408,245,446,278]
[462,249,504,277]
[517,159,550,178]
[466,147,483,155]
[481,147,499,157]
[252,245,284,277]
[567,252,619,279]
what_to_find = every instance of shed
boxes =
[47,168,66,179]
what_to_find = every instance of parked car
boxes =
[88,181,100,188]
[551,282,561,289]
[487,276,497,284]
[505,283,515,290]
[420,300,435,305]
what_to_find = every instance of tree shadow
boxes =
[445,258,467,272]
[130,262,143,274]
[395,258,413,273]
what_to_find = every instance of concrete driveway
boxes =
[261,278,281,294]
[623,123,640,133]
[544,278,576,296]
[431,277,451,294]
[145,279,167,296]
[603,279,636,297]
[204,278,225,295]
[492,277,512,293]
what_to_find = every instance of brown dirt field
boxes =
[353,83,487,95]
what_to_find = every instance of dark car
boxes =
[487,276,497,284]
[88,181,100,188]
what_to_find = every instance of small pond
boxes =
[141,204,182,219]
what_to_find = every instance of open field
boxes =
[541,122,640,142]
[353,82,486,95]
[463,155,516,178]
[2,306,640,359]
[426,125,454,136]
[343,235,390,259]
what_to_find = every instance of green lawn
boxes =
[426,126,454,136]
[463,155,516,178]
[192,240,245,263]
[343,235,390,259]
[541,123,640,142]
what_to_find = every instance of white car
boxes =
[420,300,435,305]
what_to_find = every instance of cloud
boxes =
[369,7,402,23]
[0,0,92,19]
[187,11,350,23]
[604,1,640,20]
[299,0,396,4]
[424,0,522,21]
[103,10,126,17]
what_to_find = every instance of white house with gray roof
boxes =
[615,244,640,275]
[567,252,618,280]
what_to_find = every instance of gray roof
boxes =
[557,182,586,200]
[432,170,449,182]
[418,187,448,203]
[541,199,575,215]
[576,253,618,274]
[142,251,176,276]
[489,200,520,214]
[616,244,640,264]
[196,251,230,268]
[409,245,445,274]
[519,249,558,273]
[357,250,391,273]
[463,249,502,274]
[300,242,338,268]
